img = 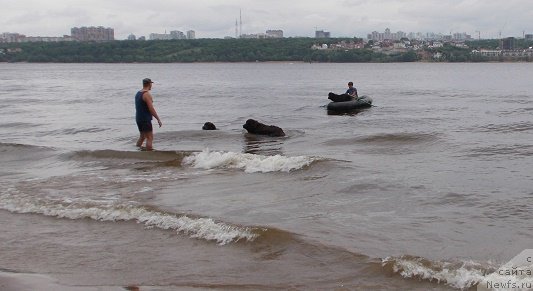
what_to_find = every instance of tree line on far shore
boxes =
[1,38,531,63]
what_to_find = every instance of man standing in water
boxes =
[135,78,162,150]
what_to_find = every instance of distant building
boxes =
[0,33,26,43]
[1,32,72,43]
[426,32,445,40]
[266,30,283,38]
[525,34,533,41]
[127,34,136,40]
[71,26,114,41]
[311,44,329,50]
[150,30,187,40]
[241,33,267,39]
[369,29,472,42]
[472,48,533,59]
[472,49,501,57]
[138,36,146,41]
[239,30,283,39]
[396,31,407,40]
[149,33,171,40]
[501,37,515,50]
[393,42,407,49]
[442,35,453,42]
[22,36,73,42]
[170,30,186,39]
[187,30,196,39]
[406,32,426,40]
[384,28,391,40]
[315,30,330,38]
[367,28,407,41]
[368,31,380,41]
[453,32,471,41]
[501,48,533,58]
[428,41,444,48]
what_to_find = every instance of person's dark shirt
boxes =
[135,91,152,122]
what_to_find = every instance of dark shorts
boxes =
[136,120,153,133]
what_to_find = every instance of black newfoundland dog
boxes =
[243,119,285,137]
[202,122,217,130]
[328,92,354,102]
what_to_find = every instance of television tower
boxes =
[239,9,242,37]
[235,19,238,38]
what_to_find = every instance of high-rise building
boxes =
[384,28,391,40]
[315,30,330,38]
[170,30,186,39]
[71,26,114,41]
[127,34,136,40]
[187,30,196,39]
[368,29,407,41]
[501,37,515,50]
[453,32,471,41]
[368,31,382,41]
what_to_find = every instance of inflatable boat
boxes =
[327,95,373,111]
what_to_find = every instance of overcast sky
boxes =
[2,0,532,39]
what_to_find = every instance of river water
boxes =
[0,62,532,290]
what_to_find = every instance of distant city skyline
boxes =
[2,0,532,40]
[2,26,530,43]
[3,27,532,43]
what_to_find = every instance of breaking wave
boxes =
[182,149,316,173]
[382,255,497,289]
[3,187,528,290]
[0,192,259,245]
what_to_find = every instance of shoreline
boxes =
[0,60,531,64]
[0,271,127,291]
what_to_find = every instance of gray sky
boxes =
[2,0,532,39]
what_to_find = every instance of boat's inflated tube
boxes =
[327,95,373,111]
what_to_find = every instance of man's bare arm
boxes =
[143,92,162,127]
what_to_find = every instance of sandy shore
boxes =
[0,271,128,291]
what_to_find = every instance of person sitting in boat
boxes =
[346,82,358,98]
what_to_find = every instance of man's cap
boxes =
[142,78,154,84]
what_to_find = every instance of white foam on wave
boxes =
[182,149,315,173]
[0,192,258,245]
[382,256,497,289]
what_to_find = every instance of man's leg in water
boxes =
[145,131,154,150]
[136,132,146,147]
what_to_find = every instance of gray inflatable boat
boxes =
[327,95,373,111]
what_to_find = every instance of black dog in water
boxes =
[243,119,285,137]
[328,92,354,102]
[202,122,217,130]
